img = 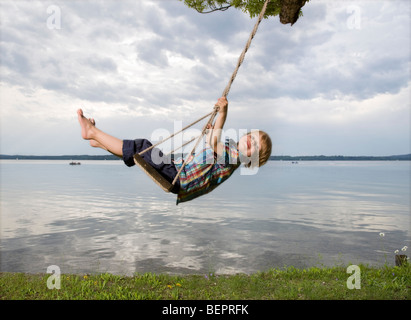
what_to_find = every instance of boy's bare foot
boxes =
[84,117,107,150]
[77,109,95,140]
[88,117,98,147]
[77,109,123,157]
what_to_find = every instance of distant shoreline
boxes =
[1,154,410,161]
[270,154,411,161]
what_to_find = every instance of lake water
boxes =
[1,160,410,276]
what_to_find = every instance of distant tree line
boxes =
[270,154,411,161]
[0,154,121,160]
[1,154,410,161]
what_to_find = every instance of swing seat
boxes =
[133,153,179,194]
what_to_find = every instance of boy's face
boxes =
[238,131,260,158]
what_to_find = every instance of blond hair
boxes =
[243,130,272,168]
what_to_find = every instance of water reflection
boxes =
[1,160,410,275]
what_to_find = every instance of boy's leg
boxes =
[77,109,180,191]
[77,109,123,158]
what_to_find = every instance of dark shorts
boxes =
[122,139,180,192]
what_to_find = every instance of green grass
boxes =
[1,264,410,300]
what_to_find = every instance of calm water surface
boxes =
[1,160,410,275]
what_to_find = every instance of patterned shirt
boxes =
[174,139,240,204]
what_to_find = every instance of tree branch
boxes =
[194,3,232,14]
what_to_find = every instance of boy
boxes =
[77,97,272,204]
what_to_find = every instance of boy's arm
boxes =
[207,97,228,156]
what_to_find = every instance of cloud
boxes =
[0,0,410,156]
[235,1,411,101]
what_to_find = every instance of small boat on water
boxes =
[69,161,81,165]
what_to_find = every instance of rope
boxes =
[166,135,200,156]
[138,0,271,186]
[171,106,219,185]
[221,0,270,98]
[138,110,215,156]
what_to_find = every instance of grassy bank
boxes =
[1,264,410,300]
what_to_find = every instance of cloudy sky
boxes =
[0,0,410,156]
